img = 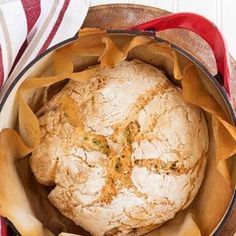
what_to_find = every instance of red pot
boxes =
[0,12,235,236]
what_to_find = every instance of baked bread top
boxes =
[30,60,209,236]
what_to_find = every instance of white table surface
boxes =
[89,0,236,60]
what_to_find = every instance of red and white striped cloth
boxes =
[0,0,89,87]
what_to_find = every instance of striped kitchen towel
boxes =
[0,0,89,87]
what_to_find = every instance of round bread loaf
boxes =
[30,60,209,236]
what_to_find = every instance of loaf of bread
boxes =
[30,60,209,235]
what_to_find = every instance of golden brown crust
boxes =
[30,60,208,236]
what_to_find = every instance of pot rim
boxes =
[0,30,235,235]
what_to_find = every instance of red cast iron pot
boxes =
[0,12,235,236]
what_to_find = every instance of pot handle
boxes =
[128,12,231,97]
[0,218,7,236]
